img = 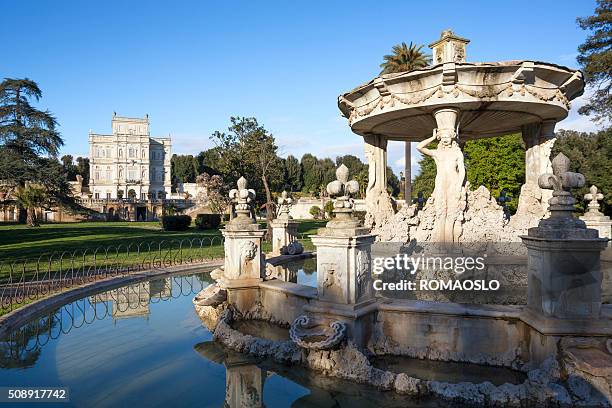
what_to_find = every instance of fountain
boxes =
[193,31,612,407]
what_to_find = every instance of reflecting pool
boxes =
[0,271,442,407]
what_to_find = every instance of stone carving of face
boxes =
[437,128,456,148]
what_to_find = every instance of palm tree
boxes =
[14,184,47,227]
[380,42,431,202]
[379,42,430,75]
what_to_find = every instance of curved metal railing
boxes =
[0,236,224,314]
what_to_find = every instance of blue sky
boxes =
[1,0,600,177]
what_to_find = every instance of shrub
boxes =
[195,213,221,230]
[309,205,323,219]
[324,200,334,218]
[160,215,192,231]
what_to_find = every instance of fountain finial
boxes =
[325,164,361,230]
[584,185,604,216]
[228,176,256,225]
[538,153,585,219]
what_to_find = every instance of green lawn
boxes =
[0,220,325,280]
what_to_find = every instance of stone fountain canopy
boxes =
[338,59,584,141]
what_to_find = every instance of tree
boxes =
[75,156,89,185]
[387,167,401,197]
[14,184,47,227]
[553,128,612,215]
[171,154,198,184]
[412,144,437,202]
[577,0,612,122]
[196,148,222,175]
[464,134,525,213]
[284,154,303,192]
[195,172,230,215]
[210,117,283,238]
[0,78,87,221]
[379,42,431,74]
[60,154,78,181]
[301,154,323,195]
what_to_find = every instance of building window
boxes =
[129,148,134,158]
[95,193,100,199]
[141,193,146,200]
[95,171,100,180]
[106,192,111,200]
[106,148,111,158]
[119,149,123,158]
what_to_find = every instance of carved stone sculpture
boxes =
[228,176,256,227]
[580,185,612,241]
[416,108,466,243]
[289,315,347,350]
[325,164,361,230]
[276,190,293,220]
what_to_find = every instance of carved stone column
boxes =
[515,120,556,221]
[363,134,394,230]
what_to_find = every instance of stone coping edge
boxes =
[378,299,523,319]
[259,280,317,299]
[0,259,223,337]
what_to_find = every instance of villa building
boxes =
[89,113,172,201]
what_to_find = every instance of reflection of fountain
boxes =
[195,342,265,408]
[90,278,172,320]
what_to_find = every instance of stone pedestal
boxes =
[307,226,377,347]
[221,224,266,288]
[520,154,609,334]
[270,218,298,256]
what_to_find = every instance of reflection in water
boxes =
[1,270,460,407]
[277,257,317,287]
[372,355,527,386]
[0,273,210,369]
[195,341,443,408]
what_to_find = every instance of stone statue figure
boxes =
[416,126,466,243]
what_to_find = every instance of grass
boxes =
[0,219,326,280]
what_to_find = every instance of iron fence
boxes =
[0,236,224,314]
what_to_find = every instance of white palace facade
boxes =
[89,114,171,201]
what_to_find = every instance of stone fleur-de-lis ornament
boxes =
[276,190,293,220]
[584,185,604,216]
[538,153,585,217]
[325,164,361,230]
[228,176,256,226]
[533,153,596,237]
